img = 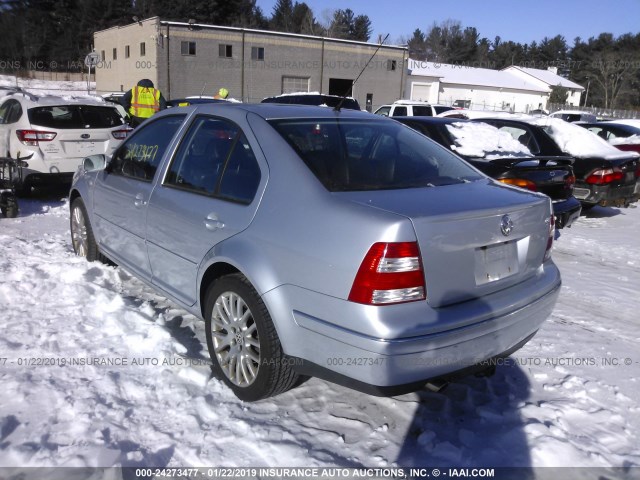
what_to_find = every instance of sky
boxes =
[256,0,640,46]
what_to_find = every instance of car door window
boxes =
[165,116,238,194]
[164,115,261,204]
[110,115,186,181]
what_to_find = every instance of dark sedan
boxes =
[504,117,639,208]
[396,117,582,229]
[579,122,640,155]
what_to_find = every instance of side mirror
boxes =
[82,154,107,171]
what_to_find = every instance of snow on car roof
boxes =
[446,121,532,158]
[530,117,639,159]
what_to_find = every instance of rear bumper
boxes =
[573,182,637,207]
[265,262,561,390]
[552,196,581,229]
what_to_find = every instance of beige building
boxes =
[93,17,408,110]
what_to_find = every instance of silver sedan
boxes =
[70,104,560,401]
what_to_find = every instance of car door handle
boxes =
[134,193,147,208]
[204,214,225,231]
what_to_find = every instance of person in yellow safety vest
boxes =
[214,87,229,100]
[121,79,167,127]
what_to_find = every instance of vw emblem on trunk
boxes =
[500,215,514,236]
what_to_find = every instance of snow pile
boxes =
[531,117,637,159]
[609,134,640,146]
[446,121,532,158]
[0,74,94,97]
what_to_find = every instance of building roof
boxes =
[407,60,549,93]
[95,17,407,52]
[503,66,584,91]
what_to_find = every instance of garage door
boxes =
[411,83,432,102]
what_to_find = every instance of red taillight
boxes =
[585,168,624,185]
[565,174,576,188]
[111,128,133,140]
[349,242,426,305]
[499,178,537,191]
[16,129,57,146]
[544,213,555,262]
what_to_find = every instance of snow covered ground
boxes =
[0,74,94,97]
[0,192,639,474]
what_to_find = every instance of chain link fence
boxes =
[548,103,640,120]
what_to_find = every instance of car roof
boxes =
[3,92,115,108]
[170,102,377,120]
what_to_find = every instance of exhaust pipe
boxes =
[425,379,449,392]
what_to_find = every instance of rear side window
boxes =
[28,105,125,129]
[0,99,22,124]
[270,119,483,191]
[392,106,407,116]
[434,106,454,115]
[412,106,433,116]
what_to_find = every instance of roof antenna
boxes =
[199,82,207,98]
[335,33,390,112]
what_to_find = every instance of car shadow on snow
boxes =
[395,291,535,470]
[13,186,70,217]
[395,363,533,470]
[581,205,623,218]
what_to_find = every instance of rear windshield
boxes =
[269,119,483,191]
[28,105,125,129]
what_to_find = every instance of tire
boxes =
[204,273,299,401]
[70,197,100,261]
[1,192,18,218]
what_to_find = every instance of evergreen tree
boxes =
[549,84,569,104]
[270,0,294,32]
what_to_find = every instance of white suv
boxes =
[374,101,454,117]
[0,89,131,191]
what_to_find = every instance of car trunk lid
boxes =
[340,179,552,308]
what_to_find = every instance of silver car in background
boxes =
[70,104,561,401]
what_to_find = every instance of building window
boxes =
[112,48,117,60]
[282,76,310,94]
[251,46,264,61]
[387,60,397,71]
[219,44,232,58]
[125,45,130,58]
[181,41,196,56]
[100,50,105,61]
[140,42,146,57]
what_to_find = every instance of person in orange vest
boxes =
[121,79,167,127]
